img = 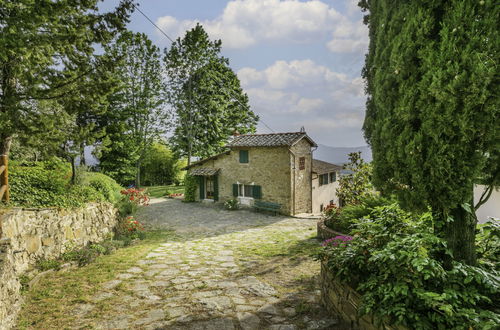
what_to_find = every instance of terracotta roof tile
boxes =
[312,159,343,175]
[227,132,317,147]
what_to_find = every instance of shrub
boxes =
[115,216,145,242]
[8,159,122,208]
[224,198,239,210]
[183,175,197,202]
[476,219,500,271]
[324,195,391,233]
[317,204,500,329]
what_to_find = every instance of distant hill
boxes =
[313,144,372,165]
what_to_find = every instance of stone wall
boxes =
[0,203,118,329]
[316,218,344,240]
[320,262,407,330]
[290,138,312,214]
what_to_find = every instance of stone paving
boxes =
[74,199,339,329]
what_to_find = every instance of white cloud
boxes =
[327,19,368,53]
[238,59,363,97]
[238,59,365,118]
[156,0,367,53]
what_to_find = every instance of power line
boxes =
[132,3,175,44]
[131,2,276,133]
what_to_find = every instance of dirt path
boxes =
[19,199,338,329]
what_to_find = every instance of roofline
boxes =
[182,150,230,170]
[228,131,318,148]
[290,133,318,148]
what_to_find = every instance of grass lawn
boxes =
[144,185,184,198]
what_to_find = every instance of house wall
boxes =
[290,139,313,214]
[190,146,293,214]
[312,174,340,214]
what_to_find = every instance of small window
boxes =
[330,200,334,205]
[299,157,305,170]
[239,150,249,163]
[319,173,329,186]
[320,204,324,212]
[330,172,336,182]
[234,183,256,198]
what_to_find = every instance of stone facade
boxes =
[0,203,118,329]
[290,138,313,215]
[320,262,407,330]
[190,146,294,214]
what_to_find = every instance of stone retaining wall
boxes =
[316,218,343,240]
[0,203,118,329]
[320,262,406,330]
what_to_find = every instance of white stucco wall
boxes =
[474,185,500,223]
[312,174,340,214]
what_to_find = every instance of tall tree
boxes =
[0,0,134,156]
[164,24,258,163]
[360,0,499,265]
[99,31,168,186]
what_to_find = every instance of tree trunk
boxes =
[441,204,477,266]
[1,135,12,156]
[135,161,141,188]
[70,156,76,185]
[80,143,86,166]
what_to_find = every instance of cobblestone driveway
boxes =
[79,199,338,329]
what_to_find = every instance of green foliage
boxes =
[325,195,392,233]
[183,175,197,202]
[8,159,122,208]
[35,259,62,272]
[336,152,374,206]
[224,198,239,210]
[99,32,169,186]
[140,142,185,186]
[318,204,500,329]
[81,172,123,204]
[359,0,499,263]
[164,24,258,160]
[0,0,133,155]
[476,220,500,271]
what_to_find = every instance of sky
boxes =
[100,0,369,147]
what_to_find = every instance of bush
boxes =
[82,172,123,203]
[324,195,391,233]
[8,159,122,208]
[317,204,500,329]
[476,219,500,271]
[224,198,239,210]
[183,175,197,202]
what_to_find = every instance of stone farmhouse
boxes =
[184,132,342,215]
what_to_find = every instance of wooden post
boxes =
[0,154,9,202]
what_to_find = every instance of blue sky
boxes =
[101,0,368,147]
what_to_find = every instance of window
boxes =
[319,173,329,186]
[330,172,337,182]
[239,150,249,163]
[299,157,305,170]
[320,204,324,212]
[205,176,214,199]
[233,183,262,199]
[330,200,334,205]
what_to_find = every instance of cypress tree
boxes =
[360,0,499,265]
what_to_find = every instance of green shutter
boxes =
[199,176,205,200]
[253,185,262,199]
[213,175,219,201]
[239,150,248,163]
[233,184,239,197]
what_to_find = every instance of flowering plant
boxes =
[120,188,150,206]
[322,235,353,247]
[124,216,144,232]
[168,193,184,198]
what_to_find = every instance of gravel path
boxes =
[76,199,338,329]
